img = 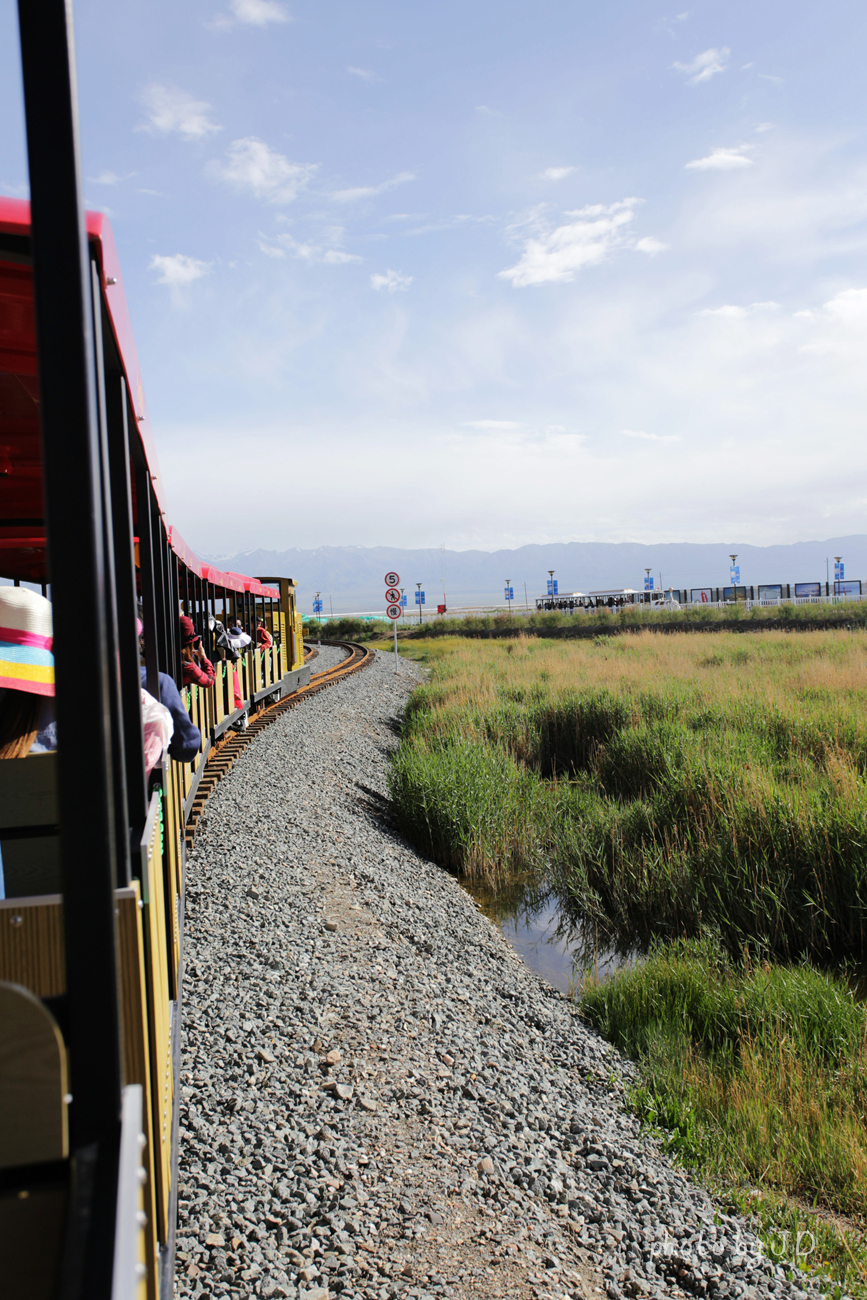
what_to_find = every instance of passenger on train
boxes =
[180,614,216,689]
[256,616,273,649]
[213,619,239,663]
[226,621,252,652]
[0,586,57,759]
[137,618,202,762]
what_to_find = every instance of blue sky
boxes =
[3,0,867,555]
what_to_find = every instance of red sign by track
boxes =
[385,587,400,604]
[384,572,400,588]
[386,604,402,620]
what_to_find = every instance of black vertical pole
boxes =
[90,260,130,887]
[170,549,181,681]
[135,468,160,700]
[106,376,147,837]
[17,0,121,1292]
[150,503,169,677]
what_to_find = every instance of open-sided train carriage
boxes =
[0,4,308,1296]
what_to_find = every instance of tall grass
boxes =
[389,629,867,962]
[580,940,867,1293]
[399,599,867,641]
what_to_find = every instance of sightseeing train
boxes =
[535,579,863,612]
[0,7,310,1297]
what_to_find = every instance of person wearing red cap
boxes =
[180,615,216,689]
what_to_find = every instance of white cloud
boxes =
[635,236,668,254]
[796,288,867,356]
[212,0,289,27]
[673,47,730,85]
[498,198,640,288]
[139,85,221,140]
[149,254,211,305]
[91,170,121,185]
[370,269,412,292]
[622,429,681,442]
[258,230,360,263]
[686,146,753,171]
[232,0,288,21]
[755,122,775,133]
[699,302,778,319]
[542,166,575,181]
[348,67,375,82]
[463,420,522,430]
[211,138,314,203]
[331,171,415,203]
[823,287,867,325]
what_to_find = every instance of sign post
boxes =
[835,556,844,596]
[385,574,401,673]
[504,580,514,611]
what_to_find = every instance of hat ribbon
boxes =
[0,626,53,651]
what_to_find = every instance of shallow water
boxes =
[462,878,627,996]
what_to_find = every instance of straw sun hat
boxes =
[0,586,54,696]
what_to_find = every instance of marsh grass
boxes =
[303,616,392,640]
[399,599,867,641]
[389,629,867,962]
[580,940,867,1295]
[390,631,867,1294]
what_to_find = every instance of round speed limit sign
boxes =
[384,572,400,588]
[385,586,400,604]
[386,603,402,620]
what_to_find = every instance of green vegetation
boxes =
[397,598,867,642]
[302,615,392,641]
[389,629,867,964]
[581,940,867,1294]
[389,628,867,1294]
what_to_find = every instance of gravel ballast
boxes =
[175,651,835,1300]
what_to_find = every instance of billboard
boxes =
[836,579,861,596]
[757,585,783,601]
[723,586,747,603]
[794,582,821,598]
[690,588,714,603]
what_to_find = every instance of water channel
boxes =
[462,877,628,996]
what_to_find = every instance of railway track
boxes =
[184,640,373,846]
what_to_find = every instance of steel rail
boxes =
[184,640,374,845]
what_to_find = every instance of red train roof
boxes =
[0,198,276,599]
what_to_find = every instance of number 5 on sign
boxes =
[384,572,400,587]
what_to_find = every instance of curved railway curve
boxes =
[185,642,374,847]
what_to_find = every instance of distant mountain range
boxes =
[206,537,867,613]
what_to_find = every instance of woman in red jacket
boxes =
[180,615,216,688]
